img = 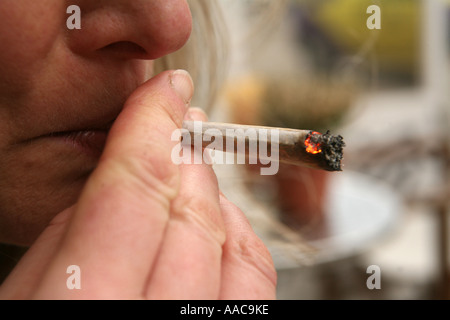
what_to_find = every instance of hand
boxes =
[0,70,277,299]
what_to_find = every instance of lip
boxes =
[41,130,109,158]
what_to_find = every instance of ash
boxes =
[318,131,345,171]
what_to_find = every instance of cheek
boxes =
[0,1,65,66]
[0,1,65,94]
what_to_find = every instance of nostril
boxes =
[99,41,147,57]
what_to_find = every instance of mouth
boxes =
[44,129,110,158]
[30,117,115,159]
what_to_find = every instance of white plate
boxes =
[271,170,403,269]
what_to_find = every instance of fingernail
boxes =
[183,109,194,120]
[184,107,208,121]
[170,69,194,107]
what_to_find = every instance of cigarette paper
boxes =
[181,121,345,171]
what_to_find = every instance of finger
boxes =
[184,106,209,121]
[33,70,194,299]
[0,207,73,299]
[218,194,277,300]
[145,107,226,299]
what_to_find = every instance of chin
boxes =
[0,174,88,246]
[0,135,101,245]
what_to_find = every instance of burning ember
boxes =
[305,131,323,154]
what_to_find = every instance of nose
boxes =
[67,0,192,60]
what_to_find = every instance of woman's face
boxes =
[0,0,192,244]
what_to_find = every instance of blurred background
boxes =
[209,0,450,299]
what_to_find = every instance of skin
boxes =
[0,0,277,299]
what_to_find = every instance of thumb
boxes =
[32,70,194,298]
[103,69,193,177]
[86,68,193,207]
[77,68,194,227]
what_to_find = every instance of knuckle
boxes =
[229,234,277,286]
[97,154,179,208]
[171,195,226,246]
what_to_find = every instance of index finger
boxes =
[33,70,193,299]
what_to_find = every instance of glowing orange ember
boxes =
[305,131,322,154]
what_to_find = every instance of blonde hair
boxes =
[154,0,228,114]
